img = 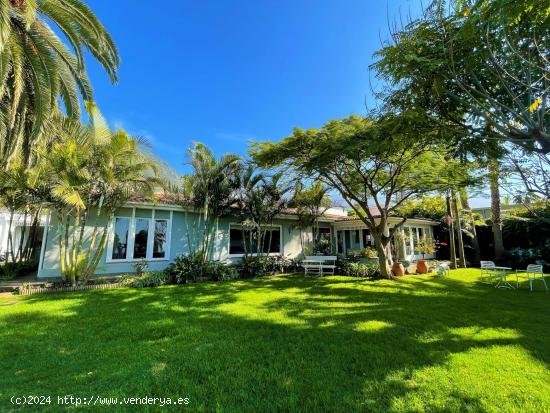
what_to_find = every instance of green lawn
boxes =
[1,269,549,412]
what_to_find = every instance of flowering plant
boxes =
[416,236,436,259]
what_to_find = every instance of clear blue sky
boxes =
[83,0,492,207]
[85,0,422,172]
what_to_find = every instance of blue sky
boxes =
[85,0,421,168]
[83,1,490,207]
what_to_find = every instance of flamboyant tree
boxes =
[251,113,466,278]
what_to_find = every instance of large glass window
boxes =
[413,227,419,254]
[314,227,331,242]
[153,220,168,259]
[133,218,149,259]
[112,218,130,260]
[109,214,171,261]
[229,226,281,255]
[403,227,412,256]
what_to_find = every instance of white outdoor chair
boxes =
[302,256,337,277]
[516,264,548,291]
[480,261,496,284]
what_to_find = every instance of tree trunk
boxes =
[446,194,457,269]
[459,188,481,264]
[6,210,14,263]
[451,192,466,268]
[488,161,505,260]
[372,231,391,278]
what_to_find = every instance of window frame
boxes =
[106,208,172,263]
[228,223,283,258]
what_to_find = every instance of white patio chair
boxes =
[516,264,548,292]
[480,261,496,284]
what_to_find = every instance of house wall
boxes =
[332,219,438,261]
[0,211,46,260]
[38,206,309,278]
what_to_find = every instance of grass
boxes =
[0,269,549,412]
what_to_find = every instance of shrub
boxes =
[132,259,149,276]
[166,253,239,283]
[314,238,332,255]
[338,257,380,278]
[239,255,296,278]
[206,262,239,281]
[0,262,33,281]
[501,247,550,272]
[120,271,172,288]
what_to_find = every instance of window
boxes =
[362,229,372,246]
[108,212,171,262]
[229,225,281,255]
[314,227,331,242]
[344,230,351,249]
[413,227,419,254]
[112,218,130,260]
[133,218,149,259]
[355,230,360,244]
[403,227,412,256]
[153,220,168,258]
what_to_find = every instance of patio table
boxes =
[493,266,515,289]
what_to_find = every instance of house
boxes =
[37,197,438,279]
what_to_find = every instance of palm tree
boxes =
[36,114,159,284]
[0,0,119,168]
[180,143,241,263]
[488,160,505,260]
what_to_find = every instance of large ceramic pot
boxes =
[416,259,428,274]
[391,261,405,277]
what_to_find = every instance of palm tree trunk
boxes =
[459,188,481,264]
[451,192,466,268]
[6,210,14,263]
[488,161,505,260]
[17,210,28,262]
[446,194,457,269]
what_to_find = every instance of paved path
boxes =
[0,271,40,292]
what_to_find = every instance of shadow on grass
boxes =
[0,272,549,412]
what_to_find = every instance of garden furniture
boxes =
[480,261,496,284]
[493,266,515,289]
[302,256,337,276]
[516,264,548,292]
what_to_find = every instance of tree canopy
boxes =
[0,0,120,167]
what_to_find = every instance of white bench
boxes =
[302,256,337,276]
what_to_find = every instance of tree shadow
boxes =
[0,273,549,412]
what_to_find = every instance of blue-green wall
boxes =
[38,205,307,278]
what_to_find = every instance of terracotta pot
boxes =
[416,259,428,274]
[391,262,405,277]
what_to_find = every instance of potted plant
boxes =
[415,236,436,274]
[391,259,405,276]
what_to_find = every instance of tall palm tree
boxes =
[0,0,119,167]
[488,160,505,260]
[180,143,241,262]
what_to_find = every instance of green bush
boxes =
[132,258,149,276]
[166,253,239,283]
[239,255,295,278]
[338,257,380,278]
[501,246,549,272]
[0,262,34,281]
[120,271,172,288]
